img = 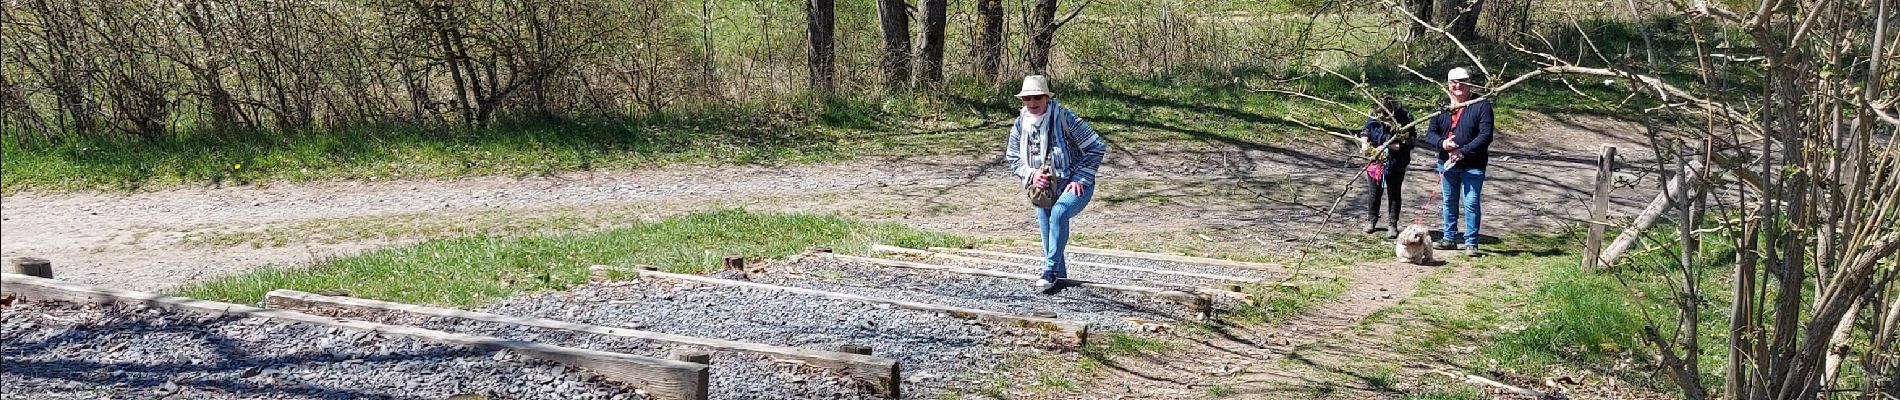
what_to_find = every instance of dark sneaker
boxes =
[1038,279,1067,295]
[1433,239,1459,250]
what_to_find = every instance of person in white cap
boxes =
[1005,75,1109,294]
[1423,67,1495,257]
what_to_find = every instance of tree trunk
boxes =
[876,0,911,90]
[1028,0,1059,74]
[974,0,1004,83]
[915,0,947,86]
[1448,0,1483,39]
[806,0,835,94]
[1406,0,1433,41]
[1432,0,1459,27]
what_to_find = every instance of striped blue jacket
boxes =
[1006,101,1107,188]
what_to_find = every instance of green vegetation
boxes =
[171,209,976,306]
[3,50,1645,194]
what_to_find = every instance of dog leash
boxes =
[1412,160,1452,226]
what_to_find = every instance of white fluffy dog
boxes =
[1395,224,1435,264]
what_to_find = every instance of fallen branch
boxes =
[1432,370,1567,399]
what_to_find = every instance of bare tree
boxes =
[974,0,1005,83]
[1026,0,1091,74]
[916,0,947,87]
[1432,0,1482,39]
[1405,0,1432,40]
[806,0,836,94]
[876,0,911,90]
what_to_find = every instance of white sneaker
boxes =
[1036,279,1054,289]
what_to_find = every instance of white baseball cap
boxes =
[1447,67,1472,81]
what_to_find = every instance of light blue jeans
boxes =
[1037,184,1094,280]
[1439,166,1486,247]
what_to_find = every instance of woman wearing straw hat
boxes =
[1006,75,1108,294]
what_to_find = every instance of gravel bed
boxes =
[471,279,1044,399]
[1,301,646,400]
[978,245,1286,282]
[749,256,1199,332]
[299,306,875,400]
[884,252,1238,291]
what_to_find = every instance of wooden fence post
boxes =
[1585,146,1615,270]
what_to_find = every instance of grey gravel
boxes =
[471,279,1049,399]
[1,301,649,400]
[977,246,1285,284]
[302,304,880,400]
[748,256,1200,331]
[887,251,1248,293]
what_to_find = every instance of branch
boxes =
[1875,102,1900,128]
[1378,0,1489,79]
[1251,88,1374,120]
[1049,0,1094,32]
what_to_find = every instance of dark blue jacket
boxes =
[1361,105,1416,164]
[1424,99,1496,170]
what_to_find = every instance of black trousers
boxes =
[1365,157,1410,225]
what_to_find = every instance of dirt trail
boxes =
[1,113,1653,294]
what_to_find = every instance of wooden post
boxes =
[838,344,873,355]
[670,350,712,365]
[1585,146,1616,270]
[8,258,51,279]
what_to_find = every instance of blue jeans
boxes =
[1037,184,1094,280]
[1439,166,1486,247]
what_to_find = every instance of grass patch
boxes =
[179,204,677,248]
[171,209,976,306]
[1402,385,1487,400]
[1096,332,1170,356]
[1032,372,1079,392]
[1229,276,1351,324]
[1205,384,1238,397]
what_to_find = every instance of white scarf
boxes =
[1018,108,1053,169]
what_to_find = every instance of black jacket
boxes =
[1423,99,1496,170]
[1361,105,1416,164]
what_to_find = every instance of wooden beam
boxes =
[898,245,1266,284]
[1,274,709,400]
[595,266,1089,347]
[823,254,1214,307]
[264,289,901,398]
[1058,245,1285,272]
[8,257,51,279]
[898,246,1276,303]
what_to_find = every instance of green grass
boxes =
[179,204,676,248]
[170,209,976,306]
[1205,384,1238,398]
[1229,276,1351,324]
[1359,227,1723,395]
[1402,385,1487,400]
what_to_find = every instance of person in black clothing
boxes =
[1358,98,1415,239]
